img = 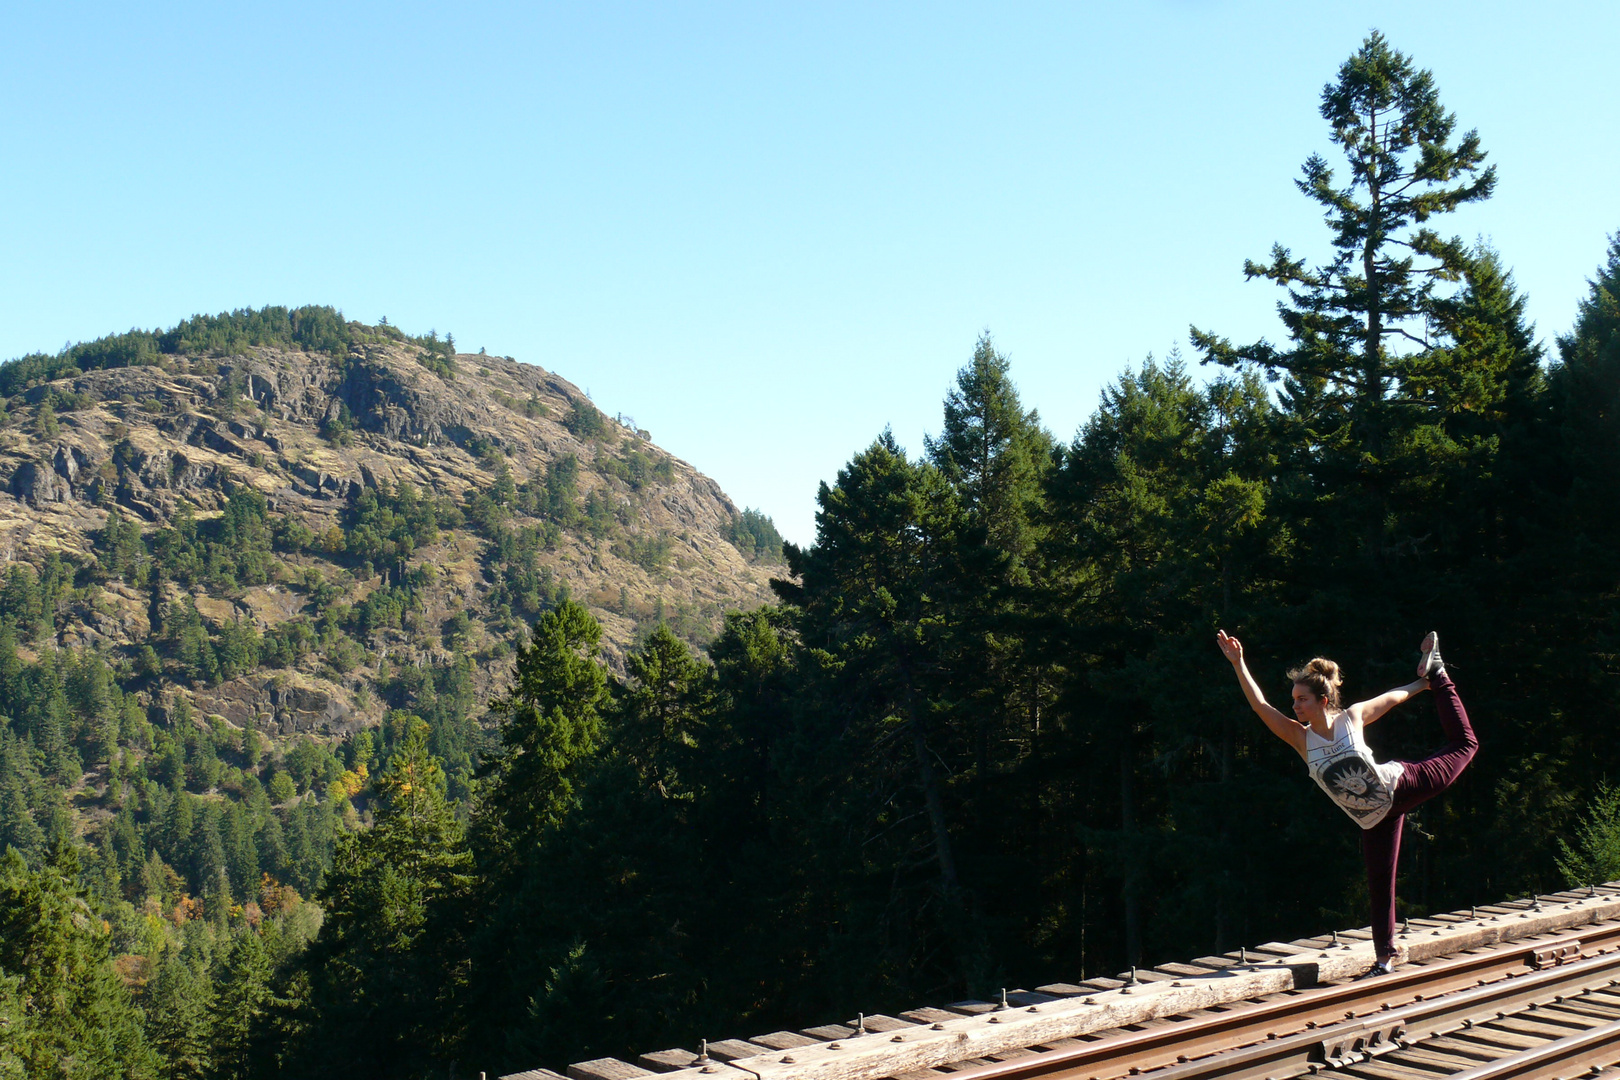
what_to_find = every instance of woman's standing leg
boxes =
[1372,666,1478,967]
[1362,810,1404,961]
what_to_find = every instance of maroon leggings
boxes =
[1360,669,1478,960]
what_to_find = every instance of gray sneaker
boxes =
[1418,632,1445,679]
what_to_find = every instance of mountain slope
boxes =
[0,310,779,756]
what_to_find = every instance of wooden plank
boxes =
[1031,983,1088,996]
[650,1067,753,1080]
[855,1015,915,1033]
[636,1049,696,1073]
[1249,941,1315,956]
[1346,1057,1453,1080]
[1546,1000,1620,1022]
[1004,991,1058,1007]
[502,1071,569,1080]
[1190,955,1243,969]
[1457,1026,1545,1051]
[1391,1045,1494,1072]
[1490,1015,1592,1039]
[706,1039,769,1062]
[1420,1035,1508,1062]
[801,1023,856,1040]
[748,1031,821,1051]
[942,1000,996,1015]
[898,1008,960,1024]
[1117,968,1178,983]
[567,1060,654,1080]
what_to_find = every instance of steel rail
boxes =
[937,920,1620,1080]
[1446,1014,1620,1079]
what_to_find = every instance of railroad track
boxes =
[944,920,1620,1080]
[514,887,1620,1080]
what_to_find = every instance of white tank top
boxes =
[1304,711,1403,829]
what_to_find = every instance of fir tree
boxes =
[617,624,707,796]
[207,930,272,1080]
[296,723,473,1079]
[0,843,159,1079]
[1192,31,1497,565]
[145,950,213,1080]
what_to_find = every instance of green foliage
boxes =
[617,625,707,794]
[208,928,275,1080]
[321,401,355,446]
[36,400,60,438]
[475,601,607,857]
[414,330,457,381]
[0,305,357,396]
[725,508,783,562]
[343,481,445,574]
[611,532,673,573]
[148,489,275,593]
[0,844,160,1079]
[145,949,214,1080]
[8,40,1620,1076]
[0,553,77,641]
[293,725,472,1078]
[1558,784,1620,888]
[563,398,607,439]
[594,445,674,491]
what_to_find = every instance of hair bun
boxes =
[1308,658,1343,687]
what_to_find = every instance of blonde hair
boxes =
[1287,657,1344,708]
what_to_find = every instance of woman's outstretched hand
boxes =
[1216,629,1244,665]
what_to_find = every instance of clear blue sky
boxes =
[3,2,1614,546]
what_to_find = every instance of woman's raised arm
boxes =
[1217,630,1306,757]
[1350,678,1430,727]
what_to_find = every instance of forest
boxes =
[3,31,1620,1080]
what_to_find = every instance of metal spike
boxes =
[1239,946,1248,965]
[999,988,1009,1010]
[1472,906,1478,919]
[1402,918,1410,935]
[857,1013,866,1034]
[696,1039,712,1065]
[1331,930,1340,946]
[1129,966,1139,985]
[1533,896,1543,912]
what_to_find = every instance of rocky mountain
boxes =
[0,309,781,751]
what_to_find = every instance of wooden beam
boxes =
[567,1059,654,1080]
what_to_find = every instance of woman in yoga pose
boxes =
[1215,630,1477,975]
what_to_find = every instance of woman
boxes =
[1215,630,1477,975]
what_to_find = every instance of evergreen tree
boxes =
[778,432,987,989]
[617,624,707,796]
[0,968,29,1080]
[297,724,473,1079]
[1192,31,1496,569]
[459,600,608,1066]
[207,930,272,1080]
[146,950,213,1080]
[0,843,159,1079]
[925,332,1053,572]
[473,601,607,870]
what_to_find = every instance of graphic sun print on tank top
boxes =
[1304,712,1403,829]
